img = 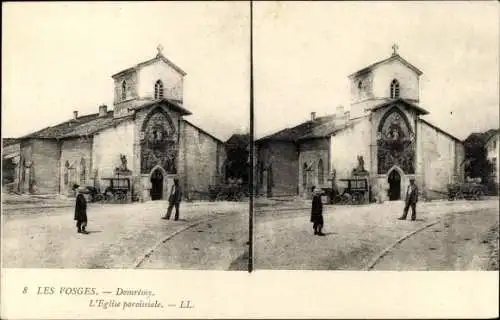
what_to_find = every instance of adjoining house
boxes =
[2,47,226,201]
[485,129,500,184]
[256,47,465,201]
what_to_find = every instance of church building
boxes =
[3,46,226,201]
[256,46,465,201]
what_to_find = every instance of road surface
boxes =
[2,200,249,270]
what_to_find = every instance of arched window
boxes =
[318,159,324,185]
[80,158,86,184]
[302,163,308,188]
[154,80,164,99]
[121,81,127,100]
[64,161,69,185]
[390,79,400,99]
[358,81,363,90]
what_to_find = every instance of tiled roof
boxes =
[18,99,191,140]
[298,116,367,140]
[256,115,336,143]
[349,53,423,77]
[20,111,131,139]
[2,138,20,147]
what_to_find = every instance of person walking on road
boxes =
[162,178,183,221]
[399,178,419,221]
[73,184,89,234]
[311,186,325,236]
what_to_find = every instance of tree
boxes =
[224,134,250,184]
[463,131,495,184]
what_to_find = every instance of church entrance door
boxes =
[150,169,163,201]
[388,170,401,201]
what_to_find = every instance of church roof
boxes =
[256,115,336,143]
[348,53,423,78]
[371,98,429,115]
[19,110,133,139]
[419,118,462,143]
[111,52,187,78]
[18,99,192,140]
[297,116,367,140]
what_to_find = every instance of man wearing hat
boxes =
[73,184,89,234]
[162,177,183,221]
[399,178,419,221]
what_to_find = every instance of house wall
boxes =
[299,138,329,196]
[257,141,298,197]
[486,134,499,183]
[31,139,60,194]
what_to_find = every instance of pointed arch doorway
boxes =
[150,168,164,200]
[387,169,401,201]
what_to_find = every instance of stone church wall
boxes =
[137,61,183,102]
[60,137,92,195]
[372,60,419,102]
[417,120,461,199]
[92,120,135,191]
[257,141,298,197]
[299,138,330,196]
[182,121,223,199]
[330,117,371,181]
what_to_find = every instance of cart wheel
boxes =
[473,189,484,200]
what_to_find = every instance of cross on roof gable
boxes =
[348,53,423,78]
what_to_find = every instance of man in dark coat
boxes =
[73,184,89,234]
[399,178,419,221]
[162,178,183,221]
[310,186,325,236]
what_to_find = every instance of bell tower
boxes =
[348,44,422,118]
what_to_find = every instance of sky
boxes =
[2,2,498,143]
[254,1,499,140]
[2,2,250,141]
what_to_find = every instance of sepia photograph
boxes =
[253,1,499,271]
[2,2,250,270]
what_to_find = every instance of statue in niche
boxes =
[140,110,177,174]
[377,109,415,174]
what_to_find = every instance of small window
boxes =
[121,81,127,100]
[390,79,400,99]
[358,81,363,90]
[154,80,164,99]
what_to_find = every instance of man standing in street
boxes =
[162,178,182,221]
[73,184,89,234]
[311,186,325,236]
[399,178,419,221]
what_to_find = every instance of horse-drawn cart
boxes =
[102,177,131,202]
[447,181,485,201]
[335,177,369,205]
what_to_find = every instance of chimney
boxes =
[311,112,316,121]
[99,105,108,117]
[73,110,78,120]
